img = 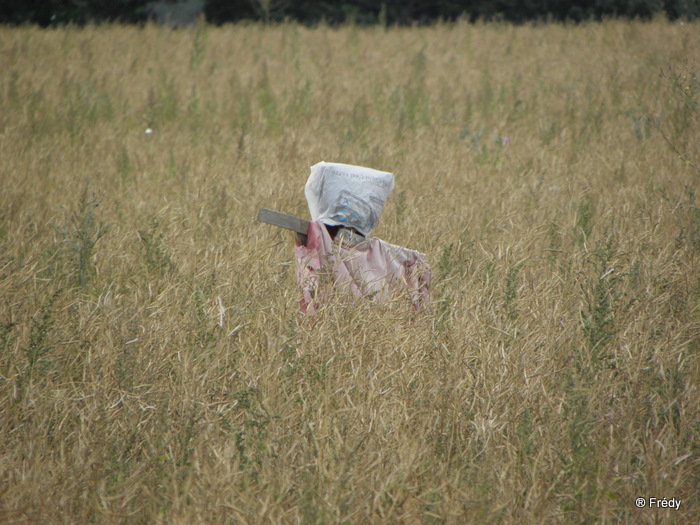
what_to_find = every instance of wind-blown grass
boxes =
[0,18,698,523]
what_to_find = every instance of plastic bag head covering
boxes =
[304,162,394,237]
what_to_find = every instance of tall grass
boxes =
[0,18,698,523]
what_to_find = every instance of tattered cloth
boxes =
[294,221,431,314]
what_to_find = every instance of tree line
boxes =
[205,0,699,25]
[1,0,698,27]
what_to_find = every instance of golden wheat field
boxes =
[0,17,698,524]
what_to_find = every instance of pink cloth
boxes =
[294,221,431,314]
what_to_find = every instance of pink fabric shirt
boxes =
[294,221,431,314]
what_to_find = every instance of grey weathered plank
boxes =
[257,208,310,245]
[257,208,310,235]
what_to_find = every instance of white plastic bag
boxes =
[304,162,394,237]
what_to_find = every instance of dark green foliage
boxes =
[0,0,150,26]
[3,0,698,26]
[203,0,700,25]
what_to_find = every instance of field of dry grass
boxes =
[0,18,698,523]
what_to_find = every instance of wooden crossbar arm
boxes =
[257,207,309,244]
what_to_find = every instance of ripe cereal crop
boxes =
[0,18,698,524]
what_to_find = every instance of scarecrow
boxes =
[258,162,431,313]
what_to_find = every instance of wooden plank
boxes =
[257,208,310,235]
